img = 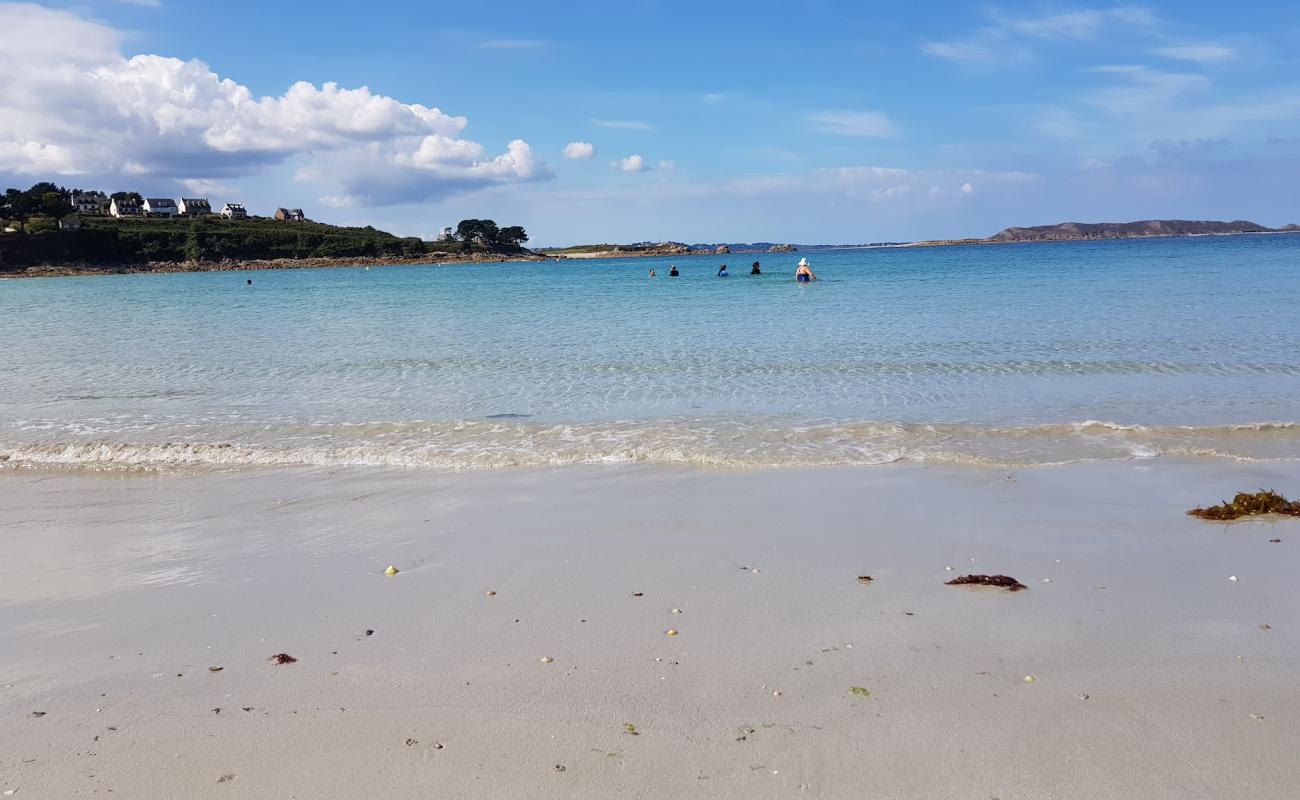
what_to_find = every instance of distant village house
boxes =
[178,198,213,217]
[59,215,83,231]
[220,203,248,220]
[143,198,178,217]
[109,197,142,217]
[437,226,454,241]
[274,207,306,222]
[70,191,110,215]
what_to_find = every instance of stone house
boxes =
[274,207,306,222]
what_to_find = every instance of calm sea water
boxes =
[3,234,1299,469]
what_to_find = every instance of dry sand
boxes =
[1,460,1298,798]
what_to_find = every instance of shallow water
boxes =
[3,235,1299,469]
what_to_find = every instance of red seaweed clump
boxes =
[945,574,1027,592]
[268,653,298,665]
[1187,490,1300,521]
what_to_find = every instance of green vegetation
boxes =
[1,181,532,271]
[1,216,443,269]
[1187,490,1300,521]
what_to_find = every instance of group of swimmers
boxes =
[648,257,818,282]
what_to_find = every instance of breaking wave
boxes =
[1,418,1297,473]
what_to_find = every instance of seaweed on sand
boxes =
[1187,490,1300,521]
[945,574,1027,592]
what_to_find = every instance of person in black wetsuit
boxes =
[669,264,679,277]
[717,264,729,277]
[750,261,761,275]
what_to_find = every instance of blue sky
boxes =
[2,1,1299,243]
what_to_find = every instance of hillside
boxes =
[986,219,1289,243]
[0,216,523,273]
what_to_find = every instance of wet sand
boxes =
[2,461,1298,798]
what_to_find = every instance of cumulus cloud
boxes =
[616,154,647,172]
[806,110,897,137]
[562,141,596,159]
[961,181,975,194]
[0,3,548,204]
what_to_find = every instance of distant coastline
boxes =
[4,216,1298,278]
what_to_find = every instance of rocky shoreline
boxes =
[0,251,546,279]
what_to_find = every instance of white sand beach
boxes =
[2,460,1297,799]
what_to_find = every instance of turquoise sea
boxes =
[3,234,1299,469]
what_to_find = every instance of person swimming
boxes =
[795,257,817,283]
[648,268,657,277]
[669,264,679,277]
[717,264,729,277]
[751,261,761,275]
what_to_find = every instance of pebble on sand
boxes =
[670,608,682,614]
[485,591,497,597]
[540,656,554,664]
[1023,675,1037,683]
[666,629,679,637]
[384,565,400,576]
[1229,575,1239,582]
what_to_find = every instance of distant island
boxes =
[913,219,1300,247]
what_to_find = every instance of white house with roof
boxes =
[70,191,110,215]
[220,203,248,219]
[109,197,142,217]
[178,198,213,216]
[142,198,178,217]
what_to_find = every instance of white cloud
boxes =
[180,178,232,195]
[989,7,1155,40]
[616,154,646,172]
[923,6,1159,67]
[961,181,975,194]
[562,141,596,159]
[478,39,549,50]
[1153,43,1238,64]
[0,3,549,204]
[806,110,897,138]
[593,119,652,130]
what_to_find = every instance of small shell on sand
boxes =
[485,591,496,597]
[1229,575,1239,582]
[670,608,682,614]
[772,690,782,697]
[540,656,554,664]
[384,565,399,576]
[666,629,679,637]
[1023,675,1037,683]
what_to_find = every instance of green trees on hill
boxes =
[453,219,529,250]
[1,180,534,269]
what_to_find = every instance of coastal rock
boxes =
[768,244,797,252]
[714,245,730,254]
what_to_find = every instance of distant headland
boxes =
[911,219,1300,247]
